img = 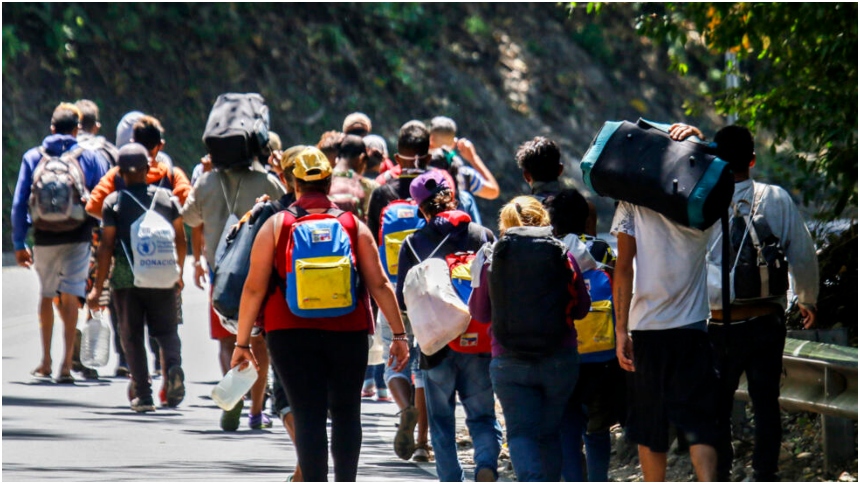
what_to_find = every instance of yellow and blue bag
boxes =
[378,199,425,283]
[284,208,358,318]
[575,268,616,363]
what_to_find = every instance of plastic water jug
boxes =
[211,364,258,411]
[80,309,111,368]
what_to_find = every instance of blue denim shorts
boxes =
[379,310,423,388]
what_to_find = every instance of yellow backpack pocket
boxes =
[575,299,615,354]
[384,229,418,276]
[295,255,354,310]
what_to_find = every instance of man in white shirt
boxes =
[611,198,719,481]
[677,124,818,481]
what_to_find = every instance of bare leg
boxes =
[57,293,80,376]
[689,444,718,482]
[218,335,236,375]
[388,377,413,411]
[36,297,55,374]
[638,445,668,482]
[415,387,429,447]
[282,412,304,482]
[249,334,269,416]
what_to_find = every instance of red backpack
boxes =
[445,252,492,354]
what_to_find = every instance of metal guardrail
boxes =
[734,337,858,472]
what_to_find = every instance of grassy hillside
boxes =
[2,3,719,250]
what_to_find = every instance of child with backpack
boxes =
[86,143,186,413]
[395,171,501,481]
[469,196,591,482]
[229,147,410,482]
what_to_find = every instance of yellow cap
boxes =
[292,147,333,181]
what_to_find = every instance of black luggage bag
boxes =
[203,93,271,169]
[580,118,734,230]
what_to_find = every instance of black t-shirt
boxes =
[102,183,181,289]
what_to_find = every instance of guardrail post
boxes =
[822,366,855,473]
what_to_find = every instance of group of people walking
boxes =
[13,100,819,482]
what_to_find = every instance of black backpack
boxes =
[203,93,270,169]
[489,229,574,358]
[729,184,789,301]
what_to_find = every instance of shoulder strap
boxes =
[218,170,244,215]
[405,232,452,263]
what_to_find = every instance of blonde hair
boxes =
[498,196,550,234]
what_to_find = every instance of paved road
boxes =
[2,262,443,481]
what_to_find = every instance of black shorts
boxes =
[626,326,719,452]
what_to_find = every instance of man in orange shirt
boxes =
[85,115,191,401]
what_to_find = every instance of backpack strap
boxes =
[405,232,452,263]
[218,170,244,216]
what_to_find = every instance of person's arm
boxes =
[173,216,187,290]
[468,261,493,323]
[12,152,34,263]
[367,188,384,245]
[355,218,410,372]
[180,179,204,228]
[170,166,193,206]
[229,217,277,372]
[568,253,591,320]
[82,150,109,189]
[191,225,207,289]
[85,167,118,219]
[87,226,116,310]
[771,186,819,328]
[614,232,636,372]
[455,138,499,200]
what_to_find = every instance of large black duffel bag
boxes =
[203,93,271,169]
[580,118,734,230]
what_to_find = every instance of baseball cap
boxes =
[117,143,151,173]
[292,147,333,181]
[115,110,144,148]
[410,170,450,205]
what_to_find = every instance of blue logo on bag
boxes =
[137,238,156,256]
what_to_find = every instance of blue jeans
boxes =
[490,347,580,482]
[560,403,611,481]
[379,310,423,388]
[424,351,502,482]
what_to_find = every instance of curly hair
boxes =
[419,189,458,219]
[515,136,562,182]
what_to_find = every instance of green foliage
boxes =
[464,15,491,38]
[600,2,857,220]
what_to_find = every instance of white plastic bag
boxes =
[403,258,472,355]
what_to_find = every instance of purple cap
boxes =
[410,170,449,205]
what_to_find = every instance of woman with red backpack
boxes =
[395,170,502,482]
[230,147,409,482]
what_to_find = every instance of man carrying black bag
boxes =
[674,123,820,481]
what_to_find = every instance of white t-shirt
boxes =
[611,201,714,331]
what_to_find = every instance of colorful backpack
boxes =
[378,199,425,283]
[576,268,615,363]
[445,251,492,354]
[29,147,89,232]
[283,207,358,318]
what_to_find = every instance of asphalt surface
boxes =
[2,261,443,481]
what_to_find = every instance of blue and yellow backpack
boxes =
[282,207,358,318]
[378,199,425,283]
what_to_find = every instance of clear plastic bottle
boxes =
[80,309,111,368]
[211,364,258,411]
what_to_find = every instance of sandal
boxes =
[30,369,52,380]
[55,374,76,384]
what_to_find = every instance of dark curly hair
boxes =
[516,136,562,182]
[419,189,457,219]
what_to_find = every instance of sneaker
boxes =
[476,467,496,482]
[131,396,156,413]
[221,399,244,431]
[159,387,167,407]
[115,366,130,378]
[394,405,419,460]
[412,444,430,462]
[249,412,273,429]
[165,366,185,407]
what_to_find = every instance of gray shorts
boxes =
[33,242,91,299]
